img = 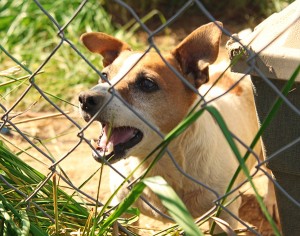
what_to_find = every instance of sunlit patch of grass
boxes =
[0,1,168,113]
[0,0,114,111]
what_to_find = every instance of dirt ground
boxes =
[3,110,280,236]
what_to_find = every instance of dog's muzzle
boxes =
[78,88,143,163]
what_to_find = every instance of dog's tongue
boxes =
[99,125,136,152]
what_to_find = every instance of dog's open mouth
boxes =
[92,123,143,163]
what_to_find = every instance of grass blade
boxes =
[0,200,31,236]
[143,176,204,236]
[98,178,145,235]
[19,210,30,236]
[53,174,59,235]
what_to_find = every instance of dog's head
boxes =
[79,22,222,163]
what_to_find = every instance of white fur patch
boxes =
[110,53,143,86]
[94,53,145,129]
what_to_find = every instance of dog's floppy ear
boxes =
[171,22,223,88]
[81,32,131,67]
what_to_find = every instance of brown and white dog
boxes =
[79,22,276,231]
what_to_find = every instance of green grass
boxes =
[0,0,111,110]
[0,141,89,235]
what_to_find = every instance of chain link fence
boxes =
[1,0,299,235]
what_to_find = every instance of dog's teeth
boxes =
[106,143,114,154]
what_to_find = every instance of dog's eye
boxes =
[137,77,159,93]
[99,72,108,83]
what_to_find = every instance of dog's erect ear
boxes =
[171,22,223,88]
[80,32,131,67]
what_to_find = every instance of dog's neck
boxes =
[142,110,217,184]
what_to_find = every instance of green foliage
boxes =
[0,1,115,111]
[0,141,90,235]
[0,0,167,111]
[0,0,115,59]
[0,200,31,236]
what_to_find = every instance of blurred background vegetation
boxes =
[0,0,294,112]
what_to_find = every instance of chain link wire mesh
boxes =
[0,0,299,235]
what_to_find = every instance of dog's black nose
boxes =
[79,91,101,111]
